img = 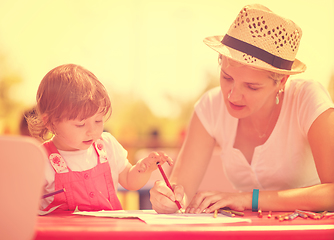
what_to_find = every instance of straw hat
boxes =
[204,4,306,75]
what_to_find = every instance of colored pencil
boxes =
[220,209,235,217]
[213,209,218,218]
[42,188,65,199]
[157,164,183,212]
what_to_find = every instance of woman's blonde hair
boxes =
[218,54,286,84]
[27,64,111,140]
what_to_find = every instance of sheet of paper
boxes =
[73,209,251,225]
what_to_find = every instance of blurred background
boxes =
[1,0,333,209]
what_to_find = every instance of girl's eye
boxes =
[96,120,103,123]
[76,124,85,127]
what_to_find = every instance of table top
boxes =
[34,210,334,240]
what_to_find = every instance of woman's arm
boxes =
[170,112,217,205]
[189,183,334,213]
[187,108,334,213]
[308,108,334,183]
[255,108,334,212]
[150,112,216,213]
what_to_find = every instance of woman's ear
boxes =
[279,75,290,89]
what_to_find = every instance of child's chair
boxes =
[0,136,45,240]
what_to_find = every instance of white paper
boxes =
[73,209,251,225]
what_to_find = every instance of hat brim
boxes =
[204,35,306,75]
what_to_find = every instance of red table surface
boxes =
[34,210,334,240]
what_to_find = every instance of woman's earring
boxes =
[275,92,279,105]
[276,89,284,105]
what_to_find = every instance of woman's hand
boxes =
[150,180,185,213]
[136,152,173,173]
[186,191,251,213]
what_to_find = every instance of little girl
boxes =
[27,64,172,212]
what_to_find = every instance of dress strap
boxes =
[43,141,69,173]
[93,139,108,164]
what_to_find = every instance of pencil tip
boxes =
[177,209,185,214]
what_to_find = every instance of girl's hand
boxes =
[186,191,251,213]
[136,151,173,173]
[150,180,185,213]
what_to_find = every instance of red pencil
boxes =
[157,164,183,211]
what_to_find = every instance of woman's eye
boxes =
[247,85,259,90]
[223,76,233,81]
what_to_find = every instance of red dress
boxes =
[42,139,122,212]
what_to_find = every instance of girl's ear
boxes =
[41,114,48,125]
[42,114,53,132]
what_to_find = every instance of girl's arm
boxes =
[119,152,173,191]
[187,108,334,213]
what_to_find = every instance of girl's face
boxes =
[51,112,105,151]
[220,59,280,119]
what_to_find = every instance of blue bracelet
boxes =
[252,189,259,212]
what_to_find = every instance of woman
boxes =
[150,4,334,214]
